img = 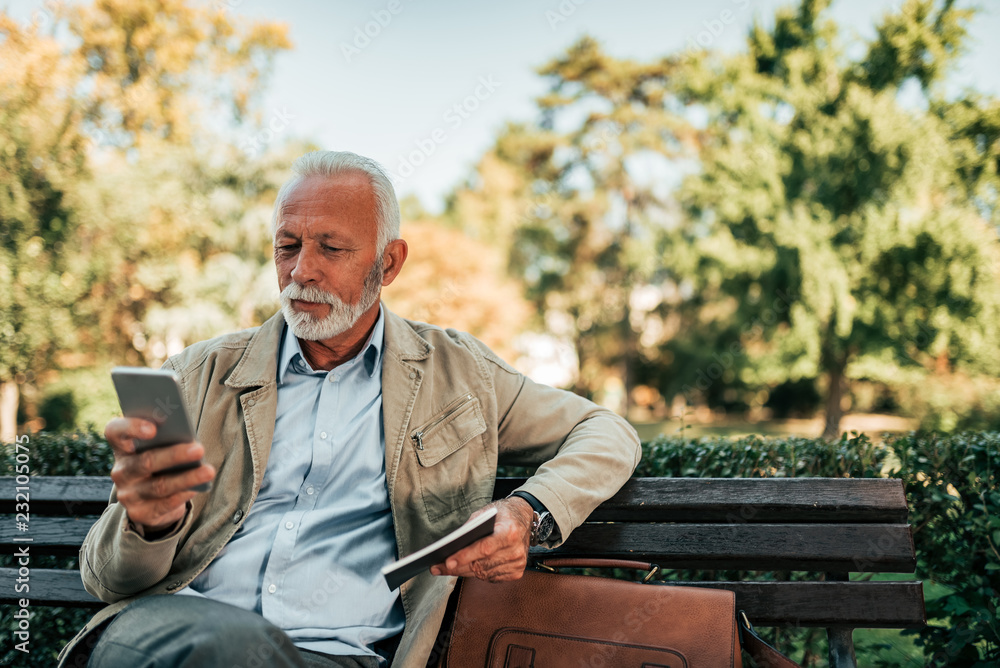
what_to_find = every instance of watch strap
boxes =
[509,490,547,515]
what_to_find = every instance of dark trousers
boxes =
[84,595,382,668]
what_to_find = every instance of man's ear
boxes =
[381,239,408,286]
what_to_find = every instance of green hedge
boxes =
[3,430,998,666]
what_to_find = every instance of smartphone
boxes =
[111,367,211,492]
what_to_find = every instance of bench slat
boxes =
[677,580,926,627]
[4,476,909,523]
[0,568,925,628]
[498,477,909,522]
[542,522,916,572]
[1,476,111,515]
[2,517,916,572]
[0,567,102,607]
[0,517,95,556]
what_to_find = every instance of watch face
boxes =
[535,512,555,544]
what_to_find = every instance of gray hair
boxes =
[271,150,400,251]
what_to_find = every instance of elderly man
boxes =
[59,151,640,668]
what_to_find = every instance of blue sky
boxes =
[6,0,999,211]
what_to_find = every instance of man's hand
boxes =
[106,417,216,535]
[430,497,534,582]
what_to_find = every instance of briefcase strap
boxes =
[739,611,803,668]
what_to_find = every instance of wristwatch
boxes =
[510,491,556,546]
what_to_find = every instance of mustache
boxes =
[280,283,341,305]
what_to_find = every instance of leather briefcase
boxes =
[441,558,800,668]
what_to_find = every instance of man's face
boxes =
[273,173,384,341]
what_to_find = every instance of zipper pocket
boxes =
[411,393,475,451]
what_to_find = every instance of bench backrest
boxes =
[1,475,925,631]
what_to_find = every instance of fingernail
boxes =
[187,443,201,456]
[446,559,457,569]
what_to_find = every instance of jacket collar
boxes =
[383,307,433,363]
[225,304,431,390]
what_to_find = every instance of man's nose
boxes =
[291,246,322,284]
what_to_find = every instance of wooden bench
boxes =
[2,475,925,667]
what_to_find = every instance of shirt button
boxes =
[268,584,277,594]
[306,487,315,495]
[247,398,256,407]
[285,521,294,529]
[233,509,243,524]
[409,372,416,379]
[320,431,328,440]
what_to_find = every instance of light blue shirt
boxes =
[178,308,404,660]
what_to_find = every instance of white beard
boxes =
[279,256,384,341]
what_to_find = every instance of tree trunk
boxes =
[0,380,19,443]
[822,364,845,440]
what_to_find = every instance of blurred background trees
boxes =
[451,0,1000,436]
[2,0,999,439]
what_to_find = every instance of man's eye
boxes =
[323,246,342,253]
[276,245,298,253]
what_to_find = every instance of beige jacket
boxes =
[60,308,641,667]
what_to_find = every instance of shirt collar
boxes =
[278,305,385,382]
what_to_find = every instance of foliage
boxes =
[673,0,1000,438]
[0,0,292,439]
[894,432,999,666]
[448,41,686,408]
[1,428,114,476]
[448,0,1000,436]
[0,16,91,441]
[894,373,1000,433]
[382,219,533,362]
[637,431,888,478]
[64,0,291,147]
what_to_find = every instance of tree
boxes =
[65,0,290,148]
[0,16,89,441]
[381,219,532,363]
[673,0,1000,437]
[449,39,688,411]
[452,0,1000,436]
[0,1,291,438]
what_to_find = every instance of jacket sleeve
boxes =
[80,496,193,602]
[465,335,642,547]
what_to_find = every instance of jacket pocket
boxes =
[410,393,487,521]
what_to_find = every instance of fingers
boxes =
[111,441,205,482]
[432,543,527,582]
[105,417,157,455]
[105,417,215,533]
[112,450,215,531]
[431,498,534,582]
